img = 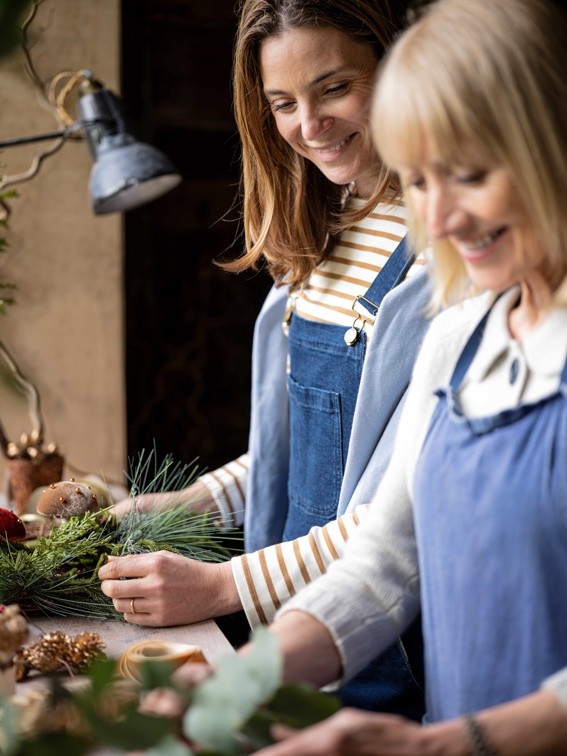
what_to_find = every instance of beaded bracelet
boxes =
[463,714,498,756]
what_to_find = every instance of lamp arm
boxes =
[0,130,68,148]
[0,116,117,150]
[0,118,109,194]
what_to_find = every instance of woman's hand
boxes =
[98,552,241,626]
[252,708,467,756]
[109,480,218,520]
[254,689,567,755]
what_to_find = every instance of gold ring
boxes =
[130,598,136,614]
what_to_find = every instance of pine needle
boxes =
[0,449,243,620]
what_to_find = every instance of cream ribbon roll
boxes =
[118,640,207,682]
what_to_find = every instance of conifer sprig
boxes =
[0,450,242,619]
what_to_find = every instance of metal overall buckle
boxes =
[344,295,377,346]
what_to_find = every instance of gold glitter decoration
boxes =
[14,630,106,681]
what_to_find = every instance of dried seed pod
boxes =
[36,480,100,518]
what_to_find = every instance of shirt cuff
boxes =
[541,668,567,707]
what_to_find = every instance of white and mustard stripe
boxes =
[197,453,249,528]
[231,504,370,628]
[295,197,426,332]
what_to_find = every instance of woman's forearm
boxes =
[469,689,567,755]
[268,610,343,688]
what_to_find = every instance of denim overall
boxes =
[284,237,425,717]
[413,305,567,721]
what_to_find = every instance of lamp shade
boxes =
[78,84,181,215]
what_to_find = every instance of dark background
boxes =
[121,0,272,477]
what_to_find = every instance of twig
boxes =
[0,338,44,446]
[0,417,10,456]
[20,0,47,97]
[0,137,66,193]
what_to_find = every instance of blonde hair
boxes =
[225,0,407,287]
[372,0,567,309]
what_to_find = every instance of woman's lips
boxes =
[455,227,506,260]
[311,133,355,160]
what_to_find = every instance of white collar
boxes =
[466,287,567,383]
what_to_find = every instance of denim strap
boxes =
[354,235,415,320]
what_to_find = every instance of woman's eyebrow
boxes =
[264,68,345,97]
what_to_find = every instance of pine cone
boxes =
[14,630,106,681]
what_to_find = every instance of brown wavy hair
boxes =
[224,0,408,287]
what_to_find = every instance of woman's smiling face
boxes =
[398,141,546,293]
[260,25,381,199]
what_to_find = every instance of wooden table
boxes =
[17,615,234,694]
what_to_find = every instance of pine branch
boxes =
[0,449,242,619]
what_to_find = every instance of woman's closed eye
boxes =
[323,81,350,97]
[404,174,426,191]
[269,98,296,113]
[453,170,487,185]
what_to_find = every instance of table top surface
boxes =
[28,614,234,660]
[16,614,234,694]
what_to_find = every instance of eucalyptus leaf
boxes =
[184,627,282,752]
[145,734,196,756]
[9,731,86,756]
[265,683,341,727]
[140,657,182,692]
[80,708,174,750]
[0,696,22,756]
[86,657,119,697]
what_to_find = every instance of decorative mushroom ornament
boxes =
[36,478,100,518]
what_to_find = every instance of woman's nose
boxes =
[425,187,463,240]
[300,106,333,141]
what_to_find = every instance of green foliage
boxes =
[185,627,283,753]
[1,629,341,755]
[0,515,116,616]
[1,658,178,756]
[127,447,202,499]
[0,451,242,618]
[183,628,340,754]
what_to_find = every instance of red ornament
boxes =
[0,509,26,541]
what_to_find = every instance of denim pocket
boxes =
[287,372,343,522]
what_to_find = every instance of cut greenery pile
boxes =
[0,451,242,619]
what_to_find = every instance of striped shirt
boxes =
[198,198,425,626]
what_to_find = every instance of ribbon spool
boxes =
[118,640,207,683]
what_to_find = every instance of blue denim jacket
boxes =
[245,265,432,552]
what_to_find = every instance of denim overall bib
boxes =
[284,237,425,717]
[413,305,567,722]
